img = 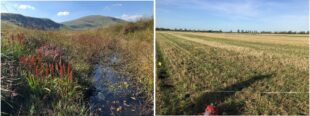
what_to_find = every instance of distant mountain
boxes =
[62,15,126,30]
[1,13,63,30]
[1,13,127,30]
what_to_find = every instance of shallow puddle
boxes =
[89,54,145,116]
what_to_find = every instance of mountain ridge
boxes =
[1,13,126,30]
[1,13,63,30]
[61,15,126,30]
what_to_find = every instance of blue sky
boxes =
[1,1,153,22]
[157,0,309,32]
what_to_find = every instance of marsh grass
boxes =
[1,19,153,115]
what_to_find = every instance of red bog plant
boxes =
[19,56,26,65]
[67,63,73,81]
[40,63,44,72]
[18,43,74,82]
[29,55,35,67]
[49,64,54,75]
[56,63,59,72]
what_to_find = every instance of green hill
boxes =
[62,15,126,30]
[1,13,63,30]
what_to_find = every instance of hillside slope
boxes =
[62,15,126,30]
[1,13,63,30]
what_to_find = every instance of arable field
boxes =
[156,31,309,115]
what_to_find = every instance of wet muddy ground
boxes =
[89,54,148,116]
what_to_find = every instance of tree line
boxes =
[156,28,309,34]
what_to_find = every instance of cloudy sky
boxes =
[1,1,153,22]
[157,0,309,31]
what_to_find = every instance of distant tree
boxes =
[156,28,171,31]
[261,31,272,34]
[288,30,292,34]
[298,31,306,34]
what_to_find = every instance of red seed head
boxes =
[19,56,25,65]
[51,64,54,73]
[56,63,59,71]
[30,56,35,66]
[36,54,42,64]
[49,64,53,74]
[40,63,45,76]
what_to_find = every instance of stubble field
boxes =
[156,31,309,115]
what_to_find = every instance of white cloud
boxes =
[57,11,70,16]
[112,4,122,7]
[104,6,110,10]
[16,4,35,10]
[104,3,122,10]
[120,14,143,21]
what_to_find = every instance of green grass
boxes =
[156,31,309,115]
